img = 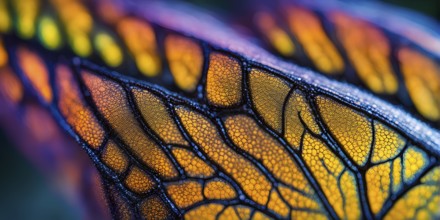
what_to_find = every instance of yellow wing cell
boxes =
[206,52,242,107]
[117,17,161,77]
[81,71,178,179]
[140,196,171,220]
[316,96,373,166]
[284,90,321,149]
[165,35,204,92]
[124,166,155,194]
[330,12,398,94]
[302,133,361,219]
[100,140,129,174]
[171,147,215,178]
[398,47,440,121]
[249,68,291,133]
[176,106,272,206]
[204,178,237,200]
[166,180,204,209]
[284,6,344,74]
[56,65,105,149]
[132,88,188,146]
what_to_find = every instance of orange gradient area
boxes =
[285,7,344,74]
[51,0,93,57]
[0,38,7,67]
[96,0,126,24]
[13,0,40,38]
[56,65,105,149]
[0,67,23,104]
[331,12,398,94]
[117,17,161,77]
[17,47,52,102]
[165,35,203,92]
[255,11,295,57]
[398,47,440,121]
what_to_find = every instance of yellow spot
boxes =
[82,71,178,178]
[14,0,40,39]
[366,162,391,214]
[71,33,92,57]
[278,185,321,210]
[403,146,427,182]
[0,0,11,33]
[385,166,440,220]
[101,141,129,174]
[331,12,397,94]
[171,147,214,178]
[52,0,93,57]
[224,115,312,193]
[218,206,240,220]
[140,196,170,220]
[206,52,242,107]
[17,47,52,102]
[176,106,272,205]
[398,47,440,121]
[56,65,104,149]
[285,7,344,74]
[371,121,405,163]
[39,15,62,50]
[256,11,295,56]
[184,203,224,220]
[166,180,203,208]
[290,210,328,220]
[94,32,123,67]
[132,88,187,145]
[117,18,161,77]
[392,158,402,193]
[124,166,155,194]
[204,178,237,200]
[267,190,289,217]
[284,90,320,149]
[317,96,372,166]
[302,133,361,219]
[249,68,291,132]
[165,35,203,92]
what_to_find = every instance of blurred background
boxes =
[0,0,439,219]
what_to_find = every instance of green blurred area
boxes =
[0,130,78,220]
[0,1,438,219]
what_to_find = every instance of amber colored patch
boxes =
[204,178,237,200]
[316,96,372,166]
[331,12,397,94]
[184,203,224,220]
[82,71,178,178]
[140,196,170,220]
[117,17,161,77]
[124,167,155,194]
[255,11,295,56]
[171,147,214,178]
[56,65,104,149]
[101,141,129,174]
[176,106,272,205]
[166,180,203,209]
[206,52,242,107]
[302,133,361,219]
[17,47,52,102]
[285,7,344,74]
[0,38,7,67]
[249,68,291,132]
[165,35,203,92]
[284,90,320,149]
[132,88,187,145]
[398,47,440,121]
